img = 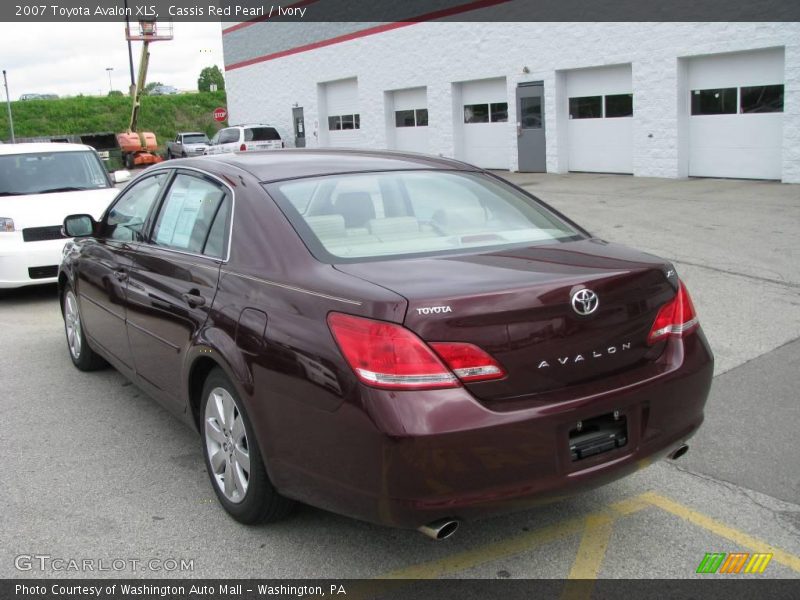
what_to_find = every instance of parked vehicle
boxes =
[149,85,179,96]
[166,132,210,159]
[19,93,59,101]
[0,143,128,288]
[205,124,283,155]
[59,150,713,537]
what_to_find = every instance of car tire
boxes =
[200,368,294,525]
[166,150,173,160]
[62,286,107,371]
[124,153,135,170]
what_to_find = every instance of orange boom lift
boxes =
[116,19,173,169]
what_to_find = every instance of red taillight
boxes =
[327,313,458,390]
[327,313,506,390]
[430,342,506,382]
[647,280,699,345]
[240,143,247,151]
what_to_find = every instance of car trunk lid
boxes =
[334,239,677,402]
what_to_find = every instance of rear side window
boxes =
[152,174,229,257]
[218,129,239,144]
[245,127,281,141]
[266,171,582,262]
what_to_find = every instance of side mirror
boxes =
[111,170,132,184]
[175,140,182,145]
[63,214,97,238]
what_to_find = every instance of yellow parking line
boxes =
[560,514,616,600]
[567,514,615,579]
[641,491,800,573]
[378,495,648,580]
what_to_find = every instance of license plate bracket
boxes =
[569,411,628,461]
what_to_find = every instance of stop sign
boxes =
[213,107,227,122]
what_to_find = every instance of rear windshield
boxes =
[183,134,209,144]
[245,127,281,141]
[0,150,110,196]
[265,171,583,262]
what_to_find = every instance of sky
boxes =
[0,22,225,99]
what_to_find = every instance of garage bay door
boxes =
[389,87,429,154]
[688,48,784,180]
[456,78,509,169]
[323,78,360,147]
[566,64,633,174]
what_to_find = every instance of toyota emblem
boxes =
[571,288,599,316]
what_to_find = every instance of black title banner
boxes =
[3,0,800,22]
[5,579,800,600]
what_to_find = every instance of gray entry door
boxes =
[516,82,546,172]
[292,107,306,148]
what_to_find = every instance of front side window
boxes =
[105,173,168,242]
[218,129,240,144]
[0,150,110,196]
[152,174,229,257]
[266,171,582,262]
[740,84,784,113]
[691,88,737,115]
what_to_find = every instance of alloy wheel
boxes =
[64,290,82,360]
[204,386,250,503]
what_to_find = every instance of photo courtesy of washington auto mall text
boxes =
[1,0,799,599]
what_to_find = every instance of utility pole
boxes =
[106,67,114,93]
[124,0,135,94]
[2,69,15,143]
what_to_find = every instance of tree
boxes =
[108,90,123,97]
[143,82,164,96]
[198,66,225,92]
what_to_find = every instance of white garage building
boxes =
[222,21,800,183]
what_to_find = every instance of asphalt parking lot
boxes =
[1,172,799,581]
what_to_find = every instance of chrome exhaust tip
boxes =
[418,518,460,540]
[668,444,689,460]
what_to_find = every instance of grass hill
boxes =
[0,91,228,146]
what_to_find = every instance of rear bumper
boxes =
[265,331,714,529]
[0,235,66,288]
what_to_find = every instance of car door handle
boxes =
[113,270,128,281]
[181,292,206,307]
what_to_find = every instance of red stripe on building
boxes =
[225,0,514,70]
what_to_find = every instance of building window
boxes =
[519,96,542,129]
[740,84,784,113]
[490,102,508,122]
[464,104,489,123]
[395,108,428,127]
[691,88,737,115]
[569,96,602,119]
[328,114,360,131]
[464,103,507,124]
[395,110,416,127]
[605,94,633,118]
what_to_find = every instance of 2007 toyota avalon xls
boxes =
[59,150,713,539]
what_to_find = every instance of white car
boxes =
[0,143,129,289]
[205,124,284,155]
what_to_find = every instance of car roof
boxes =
[0,142,94,155]
[195,149,479,183]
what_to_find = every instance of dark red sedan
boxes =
[59,150,713,539]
